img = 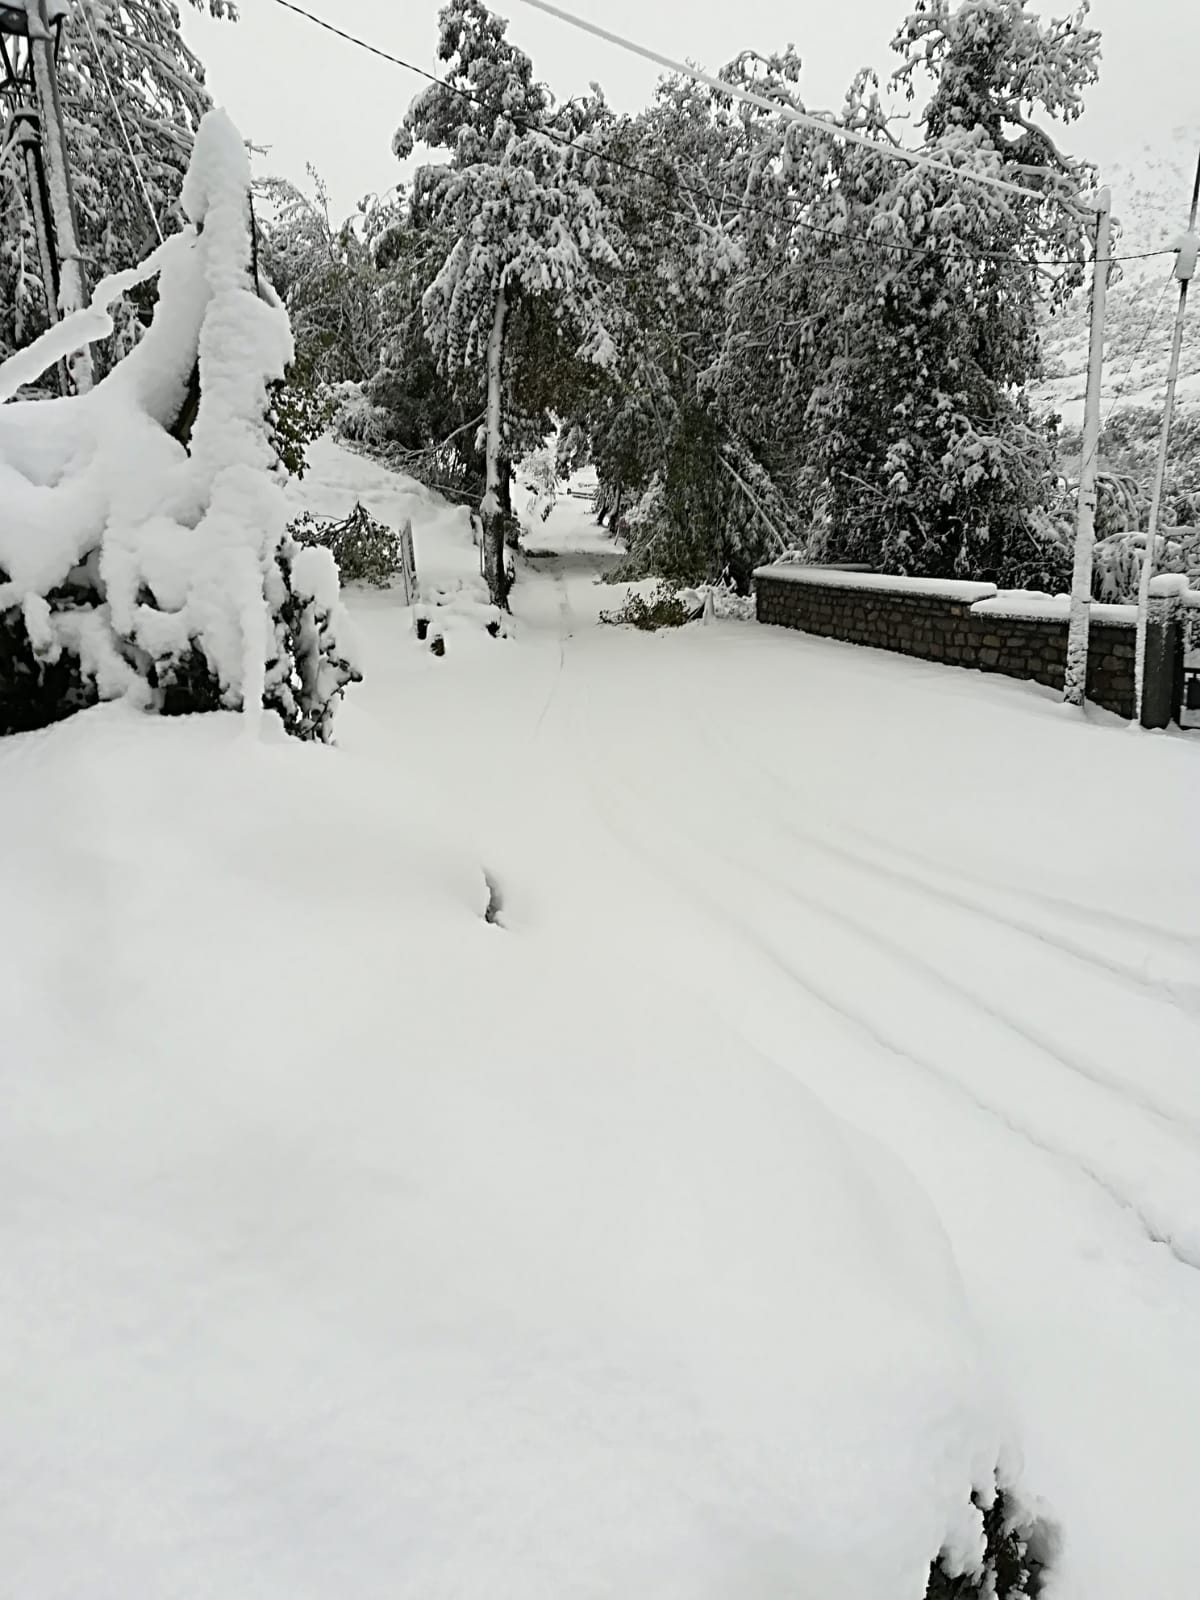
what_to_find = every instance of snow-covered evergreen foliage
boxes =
[0,110,358,741]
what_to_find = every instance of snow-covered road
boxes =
[316,440,1200,1598]
[5,439,1197,1599]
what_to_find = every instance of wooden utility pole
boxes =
[481,269,512,610]
[1133,151,1200,722]
[1064,187,1112,708]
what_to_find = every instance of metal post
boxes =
[8,109,70,393]
[26,0,92,392]
[1134,151,1200,723]
[1064,188,1112,708]
[9,110,56,301]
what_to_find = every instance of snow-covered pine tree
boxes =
[394,0,620,607]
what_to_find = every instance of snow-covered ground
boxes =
[4,436,1199,1598]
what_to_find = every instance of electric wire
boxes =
[268,0,1175,275]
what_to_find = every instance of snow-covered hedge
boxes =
[0,111,359,742]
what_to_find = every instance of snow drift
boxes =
[0,701,1032,1599]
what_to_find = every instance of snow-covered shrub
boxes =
[333,382,394,447]
[0,110,359,744]
[926,1482,1047,1598]
[519,444,559,527]
[289,504,402,588]
[600,583,698,631]
[1092,529,1200,603]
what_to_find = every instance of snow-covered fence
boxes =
[754,565,1191,726]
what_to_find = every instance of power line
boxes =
[1071,267,1176,482]
[268,0,1174,274]
[79,2,164,243]
[1102,274,1175,428]
[516,0,1079,206]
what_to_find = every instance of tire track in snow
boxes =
[733,725,1200,961]
[584,763,1200,1271]
[690,711,1200,1014]
[554,648,1200,1270]
[674,720,1200,1138]
[730,831,1200,1146]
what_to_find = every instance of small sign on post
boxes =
[398,518,418,613]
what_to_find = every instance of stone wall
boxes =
[754,569,1147,720]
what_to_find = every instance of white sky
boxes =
[181,0,1200,219]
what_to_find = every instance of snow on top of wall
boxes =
[754,565,998,603]
[971,593,1138,625]
[1148,573,1192,597]
[754,566,1200,623]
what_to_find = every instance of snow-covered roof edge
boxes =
[753,565,998,603]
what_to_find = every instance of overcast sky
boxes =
[181,0,1199,218]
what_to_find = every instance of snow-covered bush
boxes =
[927,1481,1048,1597]
[599,583,698,631]
[519,444,559,527]
[1092,528,1200,603]
[289,504,402,588]
[0,110,359,743]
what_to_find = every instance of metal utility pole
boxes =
[0,0,92,394]
[1064,187,1112,708]
[1133,151,1200,722]
[26,0,92,390]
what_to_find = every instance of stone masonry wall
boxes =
[755,573,1137,719]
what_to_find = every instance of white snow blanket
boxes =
[0,696,1018,1598]
[6,438,1200,1599]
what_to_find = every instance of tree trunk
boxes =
[481,275,511,608]
[499,456,521,549]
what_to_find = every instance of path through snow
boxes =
[306,439,1200,1599]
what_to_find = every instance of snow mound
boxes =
[0,704,1022,1599]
